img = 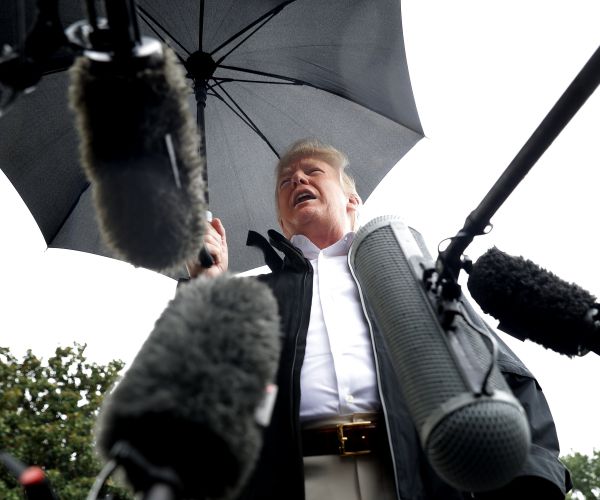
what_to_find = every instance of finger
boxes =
[204,221,220,238]
[203,231,223,251]
[204,235,223,255]
[211,218,227,242]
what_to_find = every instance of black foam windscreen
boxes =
[69,44,206,274]
[96,274,281,499]
[468,247,598,356]
[349,215,530,492]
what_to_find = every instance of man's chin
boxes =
[284,211,320,234]
[292,202,319,216]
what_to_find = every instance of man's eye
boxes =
[279,179,290,188]
[309,168,322,174]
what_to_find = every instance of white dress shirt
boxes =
[291,233,380,422]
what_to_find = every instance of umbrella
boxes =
[0,0,424,273]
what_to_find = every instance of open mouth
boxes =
[294,191,316,206]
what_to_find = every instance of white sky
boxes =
[1,1,599,456]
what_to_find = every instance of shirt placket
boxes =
[318,249,354,415]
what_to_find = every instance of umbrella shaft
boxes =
[195,81,209,204]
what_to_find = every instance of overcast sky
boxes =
[1,1,599,456]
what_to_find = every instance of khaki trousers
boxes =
[302,414,396,500]
[303,453,397,500]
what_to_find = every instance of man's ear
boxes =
[347,193,362,211]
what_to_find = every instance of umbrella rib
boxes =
[218,65,310,86]
[208,89,266,140]
[42,63,75,77]
[208,89,257,132]
[207,84,259,132]
[221,66,424,137]
[133,16,187,65]
[48,182,92,245]
[213,77,301,86]
[211,84,279,157]
[199,0,205,52]
[210,0,297,60]
[213,11,280,65]
[136,5,191,56]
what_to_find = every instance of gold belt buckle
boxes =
[336,421,372,456]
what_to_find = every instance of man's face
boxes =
[276,157,356,240]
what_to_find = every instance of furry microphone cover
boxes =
[468,247,597,356]
[69,45,206,274]
[96,275,281,499]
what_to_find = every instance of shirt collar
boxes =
[290,232,355,260]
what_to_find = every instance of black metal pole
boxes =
[437,44,600,282]
[84,0,100,30]
[104,0,140,56]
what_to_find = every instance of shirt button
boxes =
[345,394,355,403]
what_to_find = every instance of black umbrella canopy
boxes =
[0,0,423,273]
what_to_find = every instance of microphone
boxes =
[68,5,206,274]
[0,451,58,500]
[348,215,530,492]
[0,0,72,116]
[467,247,600,357]
[95,274,281,499]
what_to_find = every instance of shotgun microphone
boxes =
[467,247,600,357]
[349,215,530,492]
[96,275,281,499]
[68,4,206,275]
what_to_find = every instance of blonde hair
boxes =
[275,138,361,228]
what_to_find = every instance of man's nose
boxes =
[291,171,309,186]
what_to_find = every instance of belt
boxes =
[302,420,380,457]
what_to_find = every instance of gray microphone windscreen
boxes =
[349,215,530,492]
[96,274,281,499]
[69,43,206,274]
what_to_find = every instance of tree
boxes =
[0,344,131,499]
[563,450,600,500]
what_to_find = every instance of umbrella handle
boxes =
[198,246,214,268]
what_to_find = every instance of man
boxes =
[189,139,571,499]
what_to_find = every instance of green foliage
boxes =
[563,450,600,500]
[0,344,132,499]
